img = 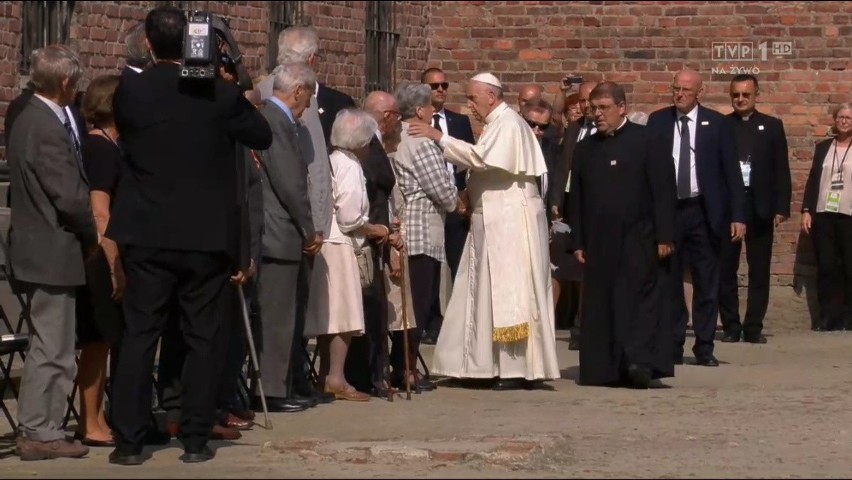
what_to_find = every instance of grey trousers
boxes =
[257,257,303,399]
[17,284,77,442]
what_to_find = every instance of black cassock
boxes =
[567,120,677,386]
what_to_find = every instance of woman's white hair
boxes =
[330,108,378,151]
[627,111,649,126]
[272,62,317,95]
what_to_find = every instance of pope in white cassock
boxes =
[408,72,560,390]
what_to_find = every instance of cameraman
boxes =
[105,6,272,466]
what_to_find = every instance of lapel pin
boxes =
[701,120,709,126]
[610,160,617,166]
[318,108,324,114]
[758,125,765,130]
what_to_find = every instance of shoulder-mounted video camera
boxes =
[181,11,252,91]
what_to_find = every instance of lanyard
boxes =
[831,139,851,181]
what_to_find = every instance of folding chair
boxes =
[1,306,28,431]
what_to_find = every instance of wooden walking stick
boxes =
[397,248,413,401]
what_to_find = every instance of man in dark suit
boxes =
[255,63,323,413]
[105,7,271,465]
[7,45,98,461]
[719,74,791,345]
[647,69,746,367]
[420,67,475,344]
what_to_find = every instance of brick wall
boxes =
[0,1,431,145]
[427,0,852,289]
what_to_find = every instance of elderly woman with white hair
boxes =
[304,108,389,401]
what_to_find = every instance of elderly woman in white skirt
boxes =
[304,108,390,401]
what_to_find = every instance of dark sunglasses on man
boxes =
[429,82,450,91]
[525,119,550,131]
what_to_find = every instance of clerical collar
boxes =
[606,117,628,136]
[738,111,755,121]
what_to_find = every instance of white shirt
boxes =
[64,106,81,144]
[577,119,597,141]
[128,65,143,73]
[33,93,66,124]
[433,109,455,177]
[672,104,700,197]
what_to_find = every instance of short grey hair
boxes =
[277,26,319,65]
[395,82,432,119]
[272,62,317,95]
[125,21,150,68]
[30,44,84,97]
[482,83,504,100]
[330,108,378,151]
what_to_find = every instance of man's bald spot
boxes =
[364,90,396,112]
[518,84,543,100]
[578,81,598,99]
[674,68,703,89]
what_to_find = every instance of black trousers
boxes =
[811,212,852,328]
[719,194,774,337]
[112,246,231,453]
[667,199,721,359]
[391,255,439,377]
[345,246,389,393]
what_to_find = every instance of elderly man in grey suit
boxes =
[254,62,325,413]
[7,45,99,461]
[258,26,338,402]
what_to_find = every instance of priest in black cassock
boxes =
[567,82,678,389]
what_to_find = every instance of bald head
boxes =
[518,84,543,108]
[578,81,598,121]
[364,90,399,137]
[672,68,704,114]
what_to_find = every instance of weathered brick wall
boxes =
[427,0,852,290]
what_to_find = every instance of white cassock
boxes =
[431,102,560,381]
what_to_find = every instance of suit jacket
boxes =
[258,102,315,261]
[802,138,835,213]
[106,62,272,253]
[7,96,97,286]
[316,84,356,146]
[443,108,476,190]
[725,109,791,219]
[647,104,745,237]
[548,121,583,216]
[235,147,263,270]
[363,135,396,230]
[5,88,85,153]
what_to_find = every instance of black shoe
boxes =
[567,336,580,351]
[109,448,146,466]
[180,445,215,464]
[421,333,437,345]
[720,331,741,343]
[742,333,768,344]
[491,378,526,391]
[417,376,437,392]
[627,364,652,389]
[254,396,309,413]
[694,355,720,367]
[673,354,684,365]
[288,395,319,408]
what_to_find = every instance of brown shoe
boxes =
[166,421,180,438]
[17,437,89,461]
[221,412,252,431]
[211,424,242,441]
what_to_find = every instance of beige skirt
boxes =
[304,242,365,338]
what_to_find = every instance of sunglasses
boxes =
[428,82,450,91]
[525,119,550,131]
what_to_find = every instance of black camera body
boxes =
[181,12,217,79]
[180,11,252,91]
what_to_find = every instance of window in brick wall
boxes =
[267,2,304,73]
[20,1,76,74]
[365,1,399,94]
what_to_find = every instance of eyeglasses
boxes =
[428,82,449,91]
[525,119,551,131]
[672,86,696,95]
[589,104,616,114]
[383,110,402,119]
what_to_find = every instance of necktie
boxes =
[678,116,691,199]
[433,113,443,133]
[63,114,83,166]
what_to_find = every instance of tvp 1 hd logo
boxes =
[711,41,793,62]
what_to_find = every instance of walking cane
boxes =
[237,283,272,430]
[397,246,413,401]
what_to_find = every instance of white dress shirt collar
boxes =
[677,104,699,124]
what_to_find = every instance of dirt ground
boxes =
[2,328,852,479]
